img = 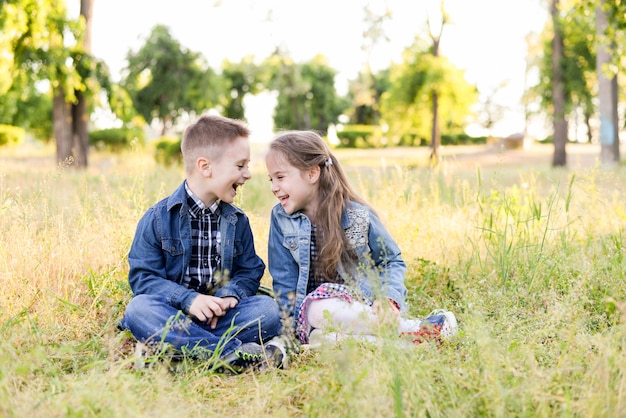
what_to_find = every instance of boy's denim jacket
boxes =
[268,200,408,325]
[127,181,265,314]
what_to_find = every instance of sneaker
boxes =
[265,336,289,369]
[427,309,458,337]
[264,345,285,369]
[222,342,283,373]
[401,310,458,344]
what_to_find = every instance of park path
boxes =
[440,143,602,171]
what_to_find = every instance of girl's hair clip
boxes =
[324,158,333,167]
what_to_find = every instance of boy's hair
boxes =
[181,114,250,174]
[268,130,369,280]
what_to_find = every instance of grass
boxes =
[1,142,625,417]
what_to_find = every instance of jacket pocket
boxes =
[162,238,183,256]
[282,235,300,251]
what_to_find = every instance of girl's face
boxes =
[266,152,320,221]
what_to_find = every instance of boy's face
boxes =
[202,136,251,204]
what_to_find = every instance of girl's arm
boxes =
[268,207,301,323]
[367,210,408,311]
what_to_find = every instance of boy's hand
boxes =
[217,296,238,310]
[189,295,239,329]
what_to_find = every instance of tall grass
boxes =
[1,143,625,417]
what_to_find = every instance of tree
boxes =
[529,0,599,158]
[380,37,477,148]
[347,69,390,125]
[596,0,620,165]
[551,0,568,167]
[347,2,392,126]
[425,1,450,166]
[68,0,95,168]
[1,0,102,167]
[264,51,344,133]
[50,0,98,168]
[221,56,262,121]
[122,25,218,135]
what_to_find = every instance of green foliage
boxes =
[154,136,182,166]
[346,69,390,125]
[264,52,346,133]
[380,36,477,144]
[122,25,218,133]
[0,124,25,146]
[336,124,486,148]
[530,3,595,120]
[89,127,146,152]
[0,78,53,141]
[221,56,263,121]
[441,132,488,146]
[336,124,376,148]
[0,0,84,140]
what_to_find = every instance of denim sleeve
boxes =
[367,210,408,311]
[268,212,299,322]
[213,214,265,300]
[127,209,198,313]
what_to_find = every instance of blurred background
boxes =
[0,0,623,168]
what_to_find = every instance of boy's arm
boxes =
[127,210,199,313]
[213,214,265,300]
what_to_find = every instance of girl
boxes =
[265,130,457,346]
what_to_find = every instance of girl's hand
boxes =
[372,299,401,325]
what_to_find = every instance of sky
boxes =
[76,0,549,139]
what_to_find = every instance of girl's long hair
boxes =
[268,131,369,279]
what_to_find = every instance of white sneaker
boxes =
[426,309,458,337]
[265,335,289,369]
[399,310,458,344]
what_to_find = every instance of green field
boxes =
[1,142,625,417]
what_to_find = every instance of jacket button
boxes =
[171,246,176,252]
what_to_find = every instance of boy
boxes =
[119,114,283,371]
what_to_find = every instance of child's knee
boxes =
[306,299,331,328]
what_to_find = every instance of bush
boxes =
[441,133,487,146]
[394,129,423,147]
[89,127,145,151]
[154,137,182,166]
[336,124,487,148]
[336,124,376,148]
[0,124,26,146]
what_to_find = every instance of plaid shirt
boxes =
[306,224,343,294]
[183,183,221,294]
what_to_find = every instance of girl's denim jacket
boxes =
[268,200,408,326]
[127,181,265,314]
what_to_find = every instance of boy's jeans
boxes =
[120,294,282,358]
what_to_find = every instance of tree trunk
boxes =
[429,35,441,167]
[596,0,619,166]
[610,72,620,161]
[430,91,440,166]
[69,0,94,168]
[53,89,73,166]
[551,0,567,167]
[584,110,593,143]
[72,90,89,167]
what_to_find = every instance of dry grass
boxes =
[1,141,625,417]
